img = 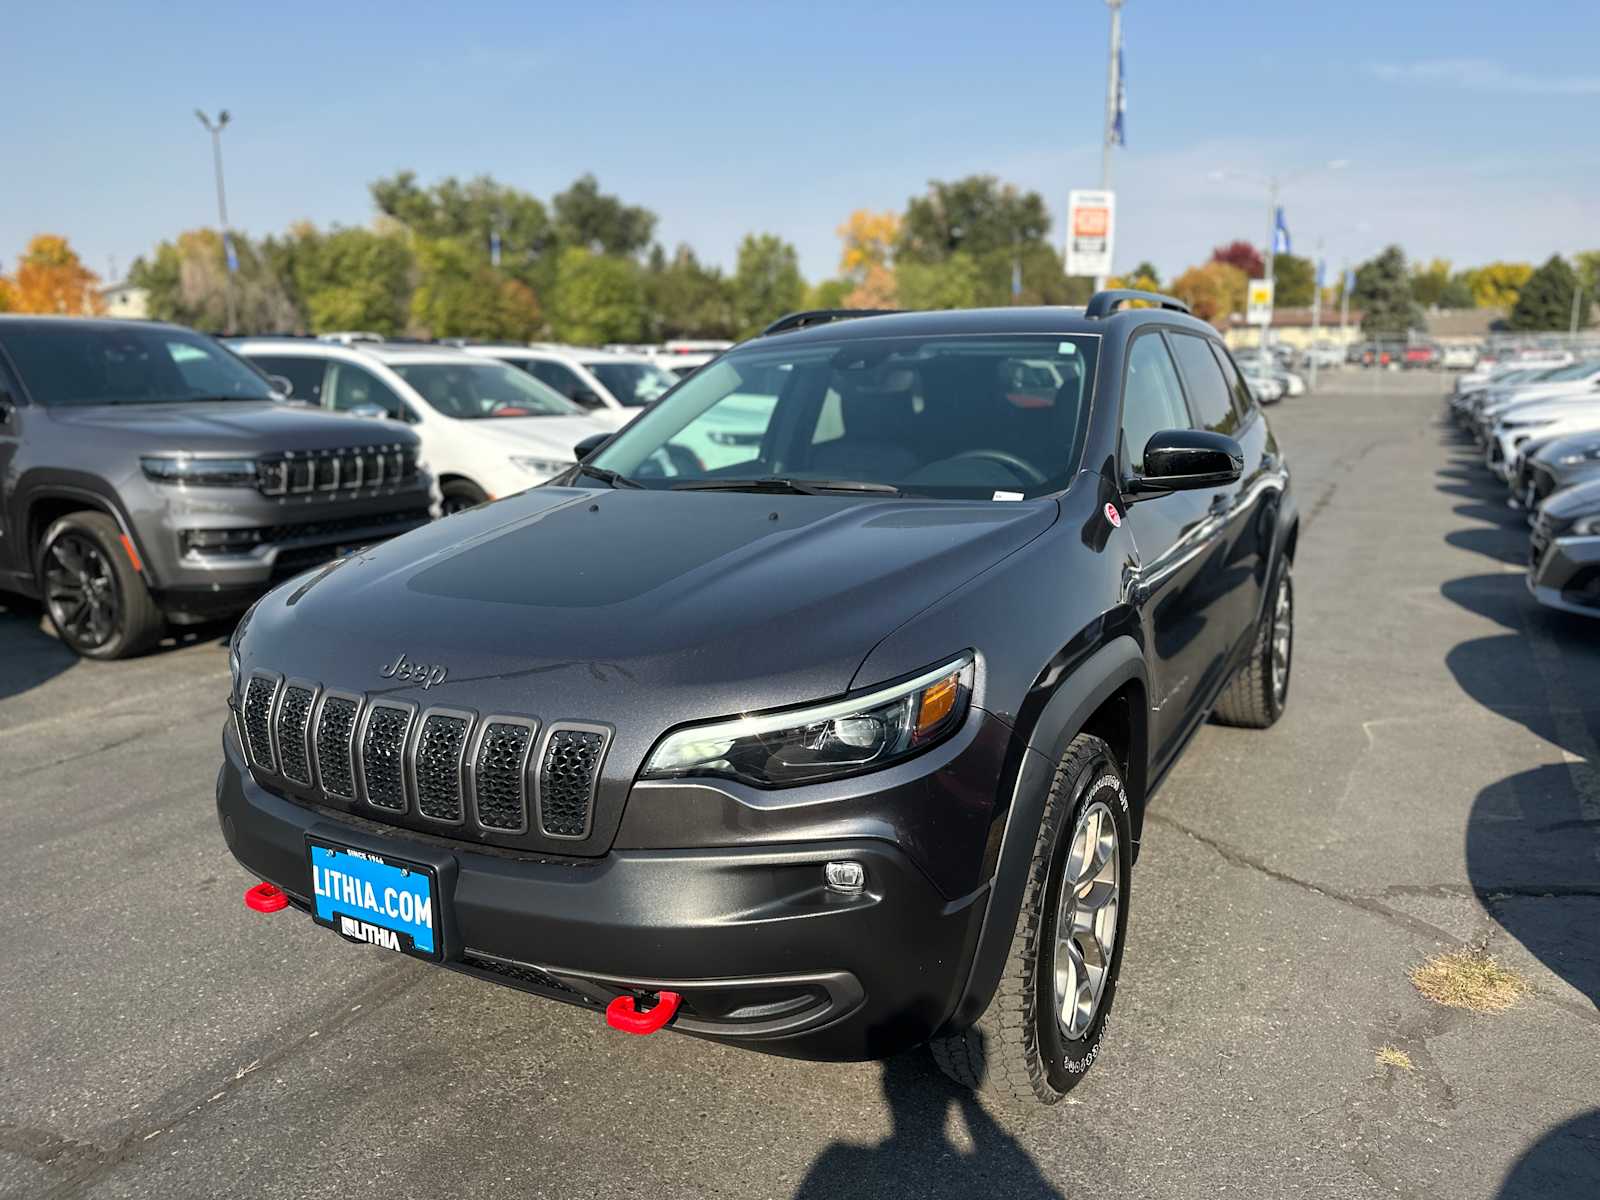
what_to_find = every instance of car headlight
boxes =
[1574,514,1600,536]
[641,654,974,787]
[1556,447,1600,466]
[509,454,573,477]
[142,455,259,486]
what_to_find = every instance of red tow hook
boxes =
[605,990,682,1036]
[244,882,289,913]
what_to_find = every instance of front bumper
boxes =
[1528,531,1600,618]
[217,724,986,1061]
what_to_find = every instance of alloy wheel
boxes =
[44,532,120,650]
[1271,573,1293,704]
[1053,799,1120,1040]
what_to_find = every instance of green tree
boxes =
[644,245,736,339]
[1353,245,1423,336]
[1508,255,1591,331]
[1439,271,1475,309]
[898,176,1051,264]
[897,252,984,310]
[1410,258,1453,308]
[1272,253,1315,307]
[549,248,648,345]
[1130,261,1161,287]
[552,175,656,257]
[806,278,852,309]
[370,172,553,296]
[732,233,805,335]
[265,223,414,335]
[409,238,540,340]
[129,229,298,333]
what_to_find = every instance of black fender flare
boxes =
[17,474,154,589]
[942,635,1147,1032]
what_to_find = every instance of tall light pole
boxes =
[194,109,235,334]
[1095,0,1124,291]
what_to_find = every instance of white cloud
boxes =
[1368,58,1600,96]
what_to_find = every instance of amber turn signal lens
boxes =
[914,673,961,740]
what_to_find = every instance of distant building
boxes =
[1223,306,1364,352]
[99,281,149,319]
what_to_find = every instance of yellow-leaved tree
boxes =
[837,210,900,308]
[1,234,105,315]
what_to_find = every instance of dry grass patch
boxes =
[1375,1045,1414,1071]
[1410,947,1529,1012]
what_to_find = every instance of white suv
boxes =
[463,345,677,427]
[231,339,612,513]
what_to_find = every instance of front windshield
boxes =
[583,360,676,407]
[0,324,275,406]
[390,360,581,419]
[589,333,1101,499]
[1532,359,1599,382]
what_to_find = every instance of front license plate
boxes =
[307,839,441,961]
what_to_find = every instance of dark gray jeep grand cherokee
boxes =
[0,317,434,658]
[219,294,1298,1104]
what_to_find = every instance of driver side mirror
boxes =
[267,374,295,401]
[575,432,611,461]
[570,388,604,410]
[1125,429,1243,499]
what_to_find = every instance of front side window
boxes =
[582,360,676,407]
[1167,332,1238,435]
[0,325,274,407]
[1208,342,1257,422]
[590,333,1100,498]
[389,361,579,420]
[1120,334,1191,473]
[327,362,407,420]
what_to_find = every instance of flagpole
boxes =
[1309,239,1323,391]
[1095,0,1123,292]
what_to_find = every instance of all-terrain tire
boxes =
[929,733,1133,1105]
[1212,558,1293,729]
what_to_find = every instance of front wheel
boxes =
[36,511,165,659]
[439,479,488,515]
[929,733,1133,1105]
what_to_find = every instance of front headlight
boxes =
[142,455,259,487]
[1574,514,1600,536]
[509,454,572,478]
[1556,447,1600,466]
[641,654,974,787]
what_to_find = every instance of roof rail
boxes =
[760,308,900,337]
[1084,290,1191,319]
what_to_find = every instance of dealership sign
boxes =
[1066,190,1115,278]
[1246,278,1275,326]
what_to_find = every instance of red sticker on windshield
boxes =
[1104,502,1122,528]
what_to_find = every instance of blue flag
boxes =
[1112,45,1126,147]
[489,230,502,268]
[1011,259,1023,298]
[1315,259,1326,288]
[223,232,239,274]
[1344,267,1355,294]
[1273,208,1291,256]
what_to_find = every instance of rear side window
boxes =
[1121,334,1191,472]
[249,355,328,404]
[327,363,407,420]
[1167,333,1238,435]
[529,360,592,405]
[1208,342,1257,423]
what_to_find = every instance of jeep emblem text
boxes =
[379,652,448,690]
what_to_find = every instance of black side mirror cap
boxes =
[574,432,611,461]
[1125,429,1243,499]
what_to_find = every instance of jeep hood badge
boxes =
[379,652,448,690]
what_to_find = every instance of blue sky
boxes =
[4,0,1597,285]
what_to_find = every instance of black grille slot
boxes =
[242,676,278,771]
[414,713,470,822]
[361,705,413,812]
[315,696,359,798]
[474,722,533,832]
[539,727,606,838]
[460,954,587,1001]
[276,685,316,785]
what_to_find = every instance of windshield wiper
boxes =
[672,476,902,496]
[576,463,644,489]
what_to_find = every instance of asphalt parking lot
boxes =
[2,369,1597,1200]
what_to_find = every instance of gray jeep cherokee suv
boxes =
[0,317,435,658]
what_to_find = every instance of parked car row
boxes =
[1448,359,1600,621]
[0,316,645,658]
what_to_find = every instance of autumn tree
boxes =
[1508,255,1590,331]
[1130,261,1162,287]
[1,235,105,315]
[1210,240,1265,281]
[1463,262,1533,310]
[838,210,900,276]
[1170,262,1247,325]
[732,234,805,336]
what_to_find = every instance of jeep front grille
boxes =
[413,712,470,823]
[240,677,610,846]
[360,703,414,812]
[256,444,417,498]
[539,726,606,839]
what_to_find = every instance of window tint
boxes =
[1121,334,1191,472]
[1208,342,1257,422]
[583,360,675,407]
[327,363,406,420]
[249,355,327,404]
[390,361,578,419]
[528,360,592,405]
[0,325,274,407]
[1168,333,1238,435]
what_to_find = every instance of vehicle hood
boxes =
[44,400,410,452]
[1544,476,1600,520]
[240,486,1057,738]
[1496,397,1600,426]
[1535,429,1600,465]
[452,413,612,458]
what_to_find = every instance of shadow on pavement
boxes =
[792,1054,1062,1200]
[1494,1109,1600,1198]
[0,591,76,702]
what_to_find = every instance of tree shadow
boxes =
[792,1053,1063,1200]
[1495,1109,1600,1198]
